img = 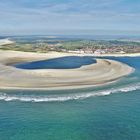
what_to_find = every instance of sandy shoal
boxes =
[0,50,134,90]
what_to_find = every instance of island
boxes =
[0,50,134,90]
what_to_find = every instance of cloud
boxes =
[0,0,140,34]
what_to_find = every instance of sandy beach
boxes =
[0,50,134,90]
[84,53,140,57]
[0,38,14,46]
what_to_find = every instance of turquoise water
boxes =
[0,57,140,140]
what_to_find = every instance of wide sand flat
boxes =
[0,50,134,90]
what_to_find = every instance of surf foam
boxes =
[0,83,140,102]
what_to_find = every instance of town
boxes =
[0,38,140,54]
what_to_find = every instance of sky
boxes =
[0,0,140,35]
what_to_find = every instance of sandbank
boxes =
[0,50,134,90]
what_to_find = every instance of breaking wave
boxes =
[0,83,140,103]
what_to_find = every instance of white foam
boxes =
[0,83,140,102]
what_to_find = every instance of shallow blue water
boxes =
[14,56,96,69]
[0,57,140,140]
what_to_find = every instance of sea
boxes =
[0,35,140,140]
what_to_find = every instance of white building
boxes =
[94,49,106,55]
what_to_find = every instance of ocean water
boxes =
[0,57,140,140]
[2,34,140,42]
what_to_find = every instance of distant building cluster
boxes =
[1,38,140,54]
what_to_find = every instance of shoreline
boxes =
[1,50,140,57]
[0,50,134,90]
[65,51,140,57]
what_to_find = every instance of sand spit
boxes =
[0,50,134,90]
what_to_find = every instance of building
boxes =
[94,49,106,55]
